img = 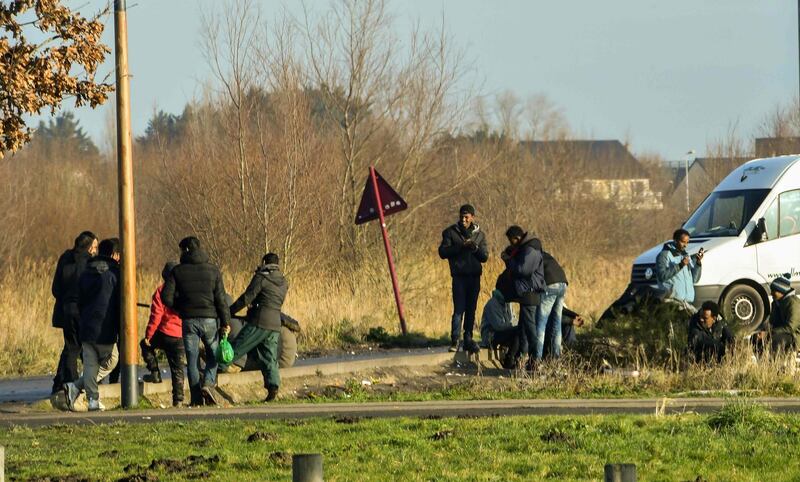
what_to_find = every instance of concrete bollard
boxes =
[604,463,636,482]
[292,453,323,482]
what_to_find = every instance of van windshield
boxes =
[684,189,770,238]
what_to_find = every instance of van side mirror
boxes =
[748,218,767,245]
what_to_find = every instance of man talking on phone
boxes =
[438,204,489,352]
[655,228,704,313]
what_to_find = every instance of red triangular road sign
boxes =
[354,169,408,225]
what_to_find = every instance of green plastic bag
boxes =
[216,333,234,364]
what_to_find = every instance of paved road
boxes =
[3,397,800,427]
[0,347,449,403]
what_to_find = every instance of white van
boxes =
[631,155,800,333]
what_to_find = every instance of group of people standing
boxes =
[438,204,580,370]
[50,232,289,410]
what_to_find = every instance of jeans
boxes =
[183,318,219,395]
[535,282,567,360]
[141,332,186,402]
[451,276,481,342]
[78,342,118,400]
[226,323,281,389]
[52,305,82,394]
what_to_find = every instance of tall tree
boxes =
[0,1,112,157]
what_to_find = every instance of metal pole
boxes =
[604,463,637,482]
[369,166,408,335]
[292,454,323,482]
[684,156,690,213]
[114,0,139,408]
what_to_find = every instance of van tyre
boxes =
[721,284,764,335]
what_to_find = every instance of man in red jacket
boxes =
[140,262,185,406]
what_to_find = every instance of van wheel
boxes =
[721,284,764,335]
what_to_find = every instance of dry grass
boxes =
[0,255,630,378]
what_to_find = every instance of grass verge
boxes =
[2,402,796,481]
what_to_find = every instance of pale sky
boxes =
[55,0,798,160]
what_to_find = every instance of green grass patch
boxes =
[3,403,800,481]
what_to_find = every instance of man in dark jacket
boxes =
[534,250,569,360]
[223,253,288,402]
[500,225,545,367]
[688,301,734,363]
[438,204,489,352]
[69,238,120,411]
[50,231,98,395]
[758,275,800,354]
[162,236,230,406]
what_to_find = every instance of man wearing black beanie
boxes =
[438,204,488,352]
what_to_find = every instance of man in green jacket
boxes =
[224,253,289,402]
[764,275,800,354]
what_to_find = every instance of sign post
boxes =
[355,167,408,335]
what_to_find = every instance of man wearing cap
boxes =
[438,204,489,352]
[760,275,800,354]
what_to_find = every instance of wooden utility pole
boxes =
[114,0,138,408]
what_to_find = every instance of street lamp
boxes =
[685,149,696,213]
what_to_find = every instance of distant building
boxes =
[520,139,663,210]
[666,157,749,211]
[755,137,800,158]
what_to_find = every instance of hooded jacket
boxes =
[51,248,92,328]
[687,312,734,351]
[503,236,545,304]
[162,248,230,327]
[78,255,120,344]
[656,241,702,303]
[768,291,800,342]
[542,251,568,286]
[145,285,183,340]
[438,223,489,277]
[230,264,289,331]
[480,289,515,344]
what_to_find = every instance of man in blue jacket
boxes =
[438,204,489,352]
[499,225,545,369]
[656,228,703,312]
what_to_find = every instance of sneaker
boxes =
[88,398,105,412]
[63,382,80,412]
[172,398,185,408]
[218,364,241,374]
[463,339,480,354]
[265,387,279,402]
[143,370,162,383]
[448,342,459,353]
[201,386,218,406]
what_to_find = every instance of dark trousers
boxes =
[518,304,538,357]
[52,308,81,394]
[772,332,796,354]
[451,276,481,342]
[492,326,521,368]
[140,332,186,403]
[691,339,727,363]
[228,323,280,389]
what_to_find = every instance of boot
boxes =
[265,386,279,402]
[143,370,162,383]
